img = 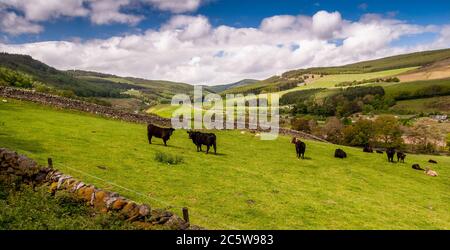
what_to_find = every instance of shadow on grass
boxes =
[0,134,47,155]
[148,142,185,149]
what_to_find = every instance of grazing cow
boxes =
[147,124,175,146]
[363,144,373,153]
[412,164,424,171]
[397,152,406,163]
[375,150,383,154]
[425,168,438,177]
[386,148,396,163]
[291,137,306,159]
[187,131,217,154]
[428,159,438,164]
[334,149,347,159]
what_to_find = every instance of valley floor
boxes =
[1,99,449,229]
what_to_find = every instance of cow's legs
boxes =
[206,145,210,154]
[163,139,167,146]
[213,142,217,154]
[148,135,152,144]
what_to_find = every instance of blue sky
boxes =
[0,0,449,84]
[4,0,450,44]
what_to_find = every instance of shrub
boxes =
[154,152,184,165]
[321,117,344,144]
[291,117,317,133]
[447,134,450,152]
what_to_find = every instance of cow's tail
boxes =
[213,141,217,154]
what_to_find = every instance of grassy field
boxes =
[277,67,417,96]
[1,99,450,229]
[282,48,450,78]
[390,96,450,114]
[382,78,450,99]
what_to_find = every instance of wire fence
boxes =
[63,165,240,230]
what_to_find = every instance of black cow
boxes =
[386,148,396,163]
[147,124,175,146]
[291,137,306,159]
[412,164,424,171]
[363,144,373,153]
[334,149,347,159]
[397,152,406,163]
[187,131,217,154]
[375,150,383,154]
[428,159,438,164]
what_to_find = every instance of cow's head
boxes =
[169,128,175,136]
[291,137,297,144]
[187,130,194,139]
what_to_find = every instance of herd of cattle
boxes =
[147,124,217,154]
[291,137,439,176]
[147,123,439,176]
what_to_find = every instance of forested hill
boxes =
[282,48,450,78]
[0,53,194,99]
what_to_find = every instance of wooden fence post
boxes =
[182,207,189,223]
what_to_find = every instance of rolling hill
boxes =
[68,70,195,100]
[0,53,194,101]
[230,48,450,95]
[205,79,258,93]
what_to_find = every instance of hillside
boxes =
[397,58,450,82]
[233,48,450,95]
[206,79,258,93]
[69,70,194,100]
[283,48,450,78]
[0,53,194,101]
[1,98,449,229]
[0,53,138,98]
[221,75,304,95]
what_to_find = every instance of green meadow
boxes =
[1,99,449,229]
[277,67,417,96]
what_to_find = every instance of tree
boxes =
[447,134,450,152]
[322,117,344,144]
[291,117,315,133]
[343,119,376,146]
[374,115,403,148]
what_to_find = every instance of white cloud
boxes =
[311,10,342,39]
[0,10,43,35]
[0,10,449,85]
[0,0,89,21]
[162,15,211,40]
[145,0,204,13]
[0,0,206,34]
[89,0,143,25]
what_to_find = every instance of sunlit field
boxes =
[1,99,449,229]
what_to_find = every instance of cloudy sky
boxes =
[0,0,449,85]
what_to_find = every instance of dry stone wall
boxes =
[0,86,171,127]
[0,148,195,230]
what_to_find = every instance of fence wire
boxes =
[63,165,239,230]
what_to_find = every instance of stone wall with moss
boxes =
[0,148,195,230]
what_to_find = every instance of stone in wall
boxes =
[0,147,194,230]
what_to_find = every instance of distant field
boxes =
[1,99,450,229]
[383,78,450,100]
[277,67,417,96]
[390,96,450,114]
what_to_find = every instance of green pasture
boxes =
[1,99,449,229]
